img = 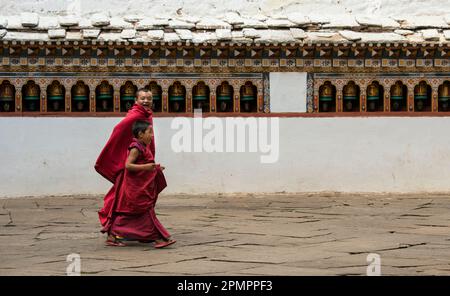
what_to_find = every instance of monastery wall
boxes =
[2,113,450,197]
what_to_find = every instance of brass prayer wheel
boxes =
[0,82,14,112]
[169,82,185,101]
[343,82,358,101]
[193,82,208,101]
[121,81,136,101]
[0,82,14,102]
[367,83,380,101]
[48,81,64,100]
[319,82,333,102]
[23,82,40,101]
[391,81,404,101]
[23,81,40,111]
[439,81,450,102]
[217,82,232,101]
[414,81,428,100]
[241,82,255,102]
[97,81,113,100]
[72,81,88,101]
[148,82,161,101]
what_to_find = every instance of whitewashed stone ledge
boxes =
[82,29,101,38]
[216,29,232,40]
[136,19,166,30]
[107,17,133,30]
[421,29,440,41]
[58,16,79,27]
[21,12,39,27]
[265,18,295,28]
[48,29,66,39]
[196,18,231,30]
[394,29,414,36]
[290,28,306,39]
[168,20,195,29]
[322,16,360,29]
[401,16,449,29]
[242,28,261,38]
[151,18,170,27]
[123,15,142,23]
[177,16,200,24]
[120,29,136,39]
[4,32,49,41]
[355,16,400,29]
[175,29,193,40]
[163,32,180,43]
[192,32,218,43]
[339,31,406,42]
[37,16,59,30]
[147,30,164,40]
[287,13,310,26]
[66,31,82,40]
[222,12,245,25]
[98,32,122,41]
[91,13,110,27]
[255,30,295,43]
[339,30,361,41]
[235,19,268,29]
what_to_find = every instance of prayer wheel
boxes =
[414,81,428,111]
[72,81,89,112]
[47,81,64,111]
[23,82,40,111]
[193,82,208,111]
[169,82,185,112]
[343,82,358,111]
[0,82,14,112]
[121,81,136,112]
[367,83,380,112]
[439,81,450,111]
[241,82,255,112]
[217,82,232,112]
[319,82,334,112]
[148,82,161,112]
[391,81,404,111]
[149,82,161,101]
[97,81,113,111]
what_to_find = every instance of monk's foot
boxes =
[106,235,126,247]
[154,238,176,249]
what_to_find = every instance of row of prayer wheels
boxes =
[319,81,450,112]
[0,80,257,113]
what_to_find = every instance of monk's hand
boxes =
[144,163,157,171]
[160,166,165,171]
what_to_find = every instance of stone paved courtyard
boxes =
[0,193,449,276]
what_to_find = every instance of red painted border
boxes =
[3,111,450,118]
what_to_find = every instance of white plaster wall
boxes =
[270,72,307,113]
[0,0,448,18]
[2,116,450,198]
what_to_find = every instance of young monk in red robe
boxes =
[95,88,175,248]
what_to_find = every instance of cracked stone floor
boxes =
[0,193,449,276]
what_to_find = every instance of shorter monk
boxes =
[105,120,176,248]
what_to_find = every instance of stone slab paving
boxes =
[0,193,449,276]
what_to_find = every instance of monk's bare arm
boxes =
[125,148,157,171]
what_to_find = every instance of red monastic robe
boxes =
[95,104,169,240]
